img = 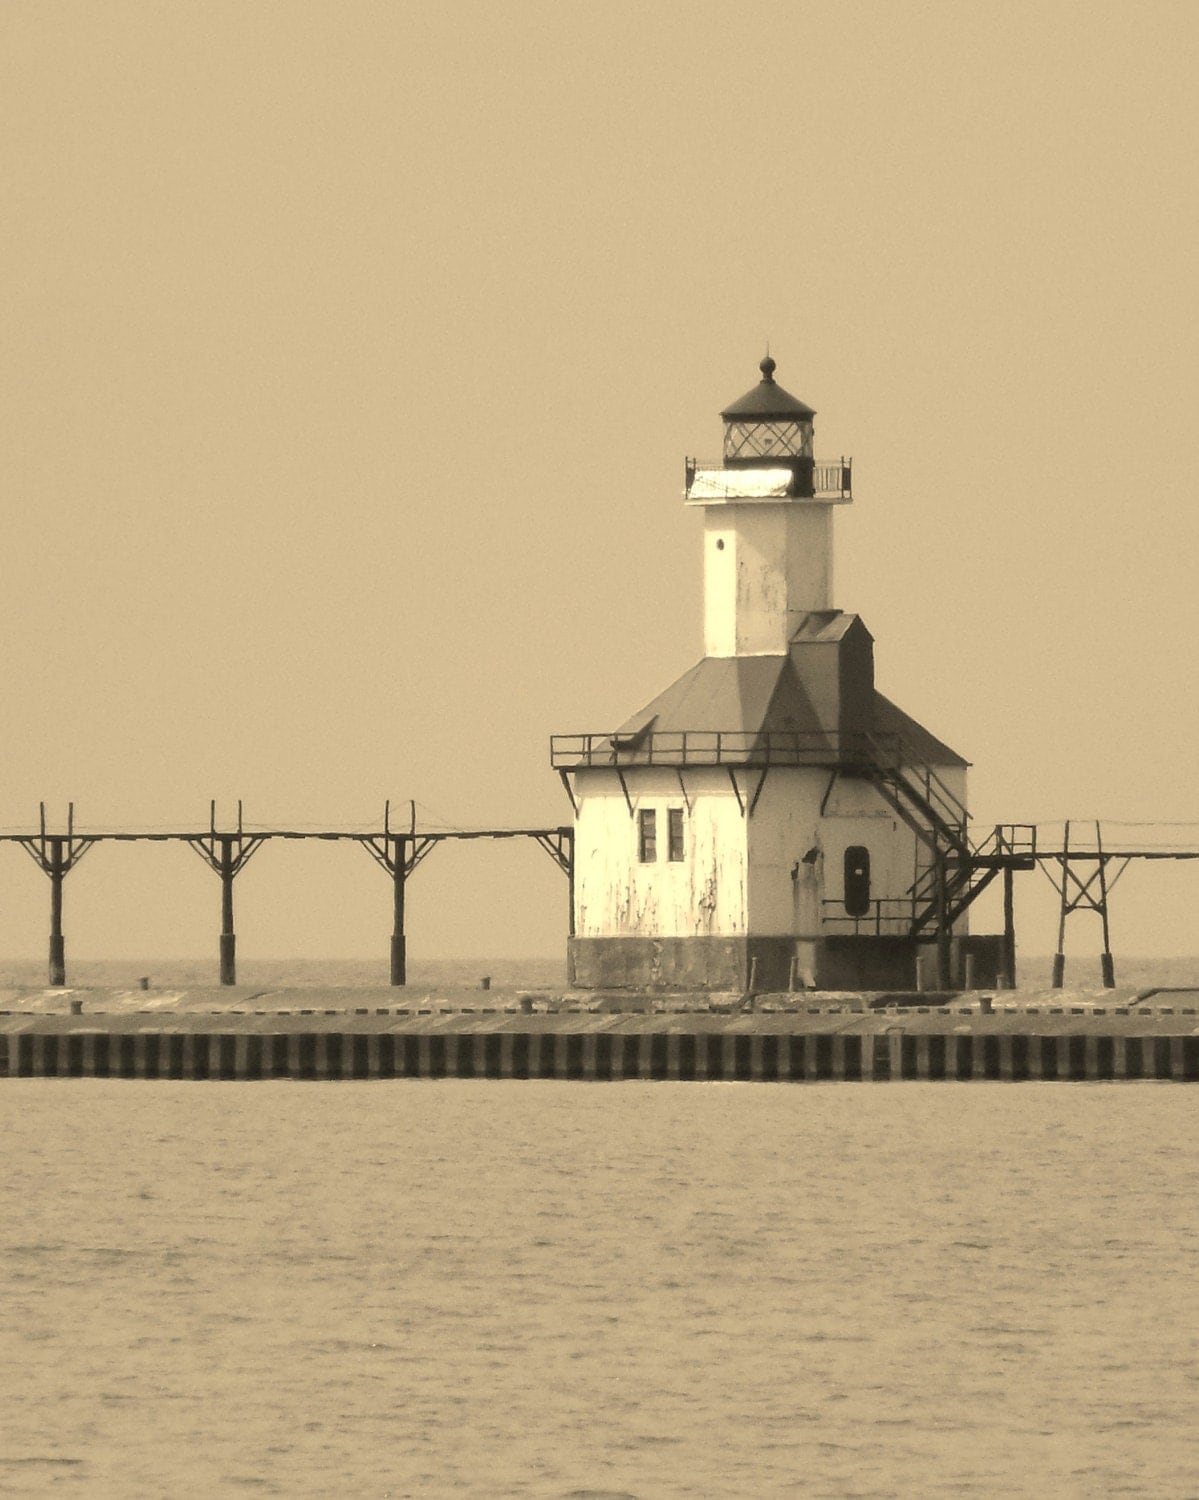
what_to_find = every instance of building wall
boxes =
[817,772,919,931]
[574,762,968,943]
[569,761,974,989]
[572,767,746,938]
[745,768,905,934]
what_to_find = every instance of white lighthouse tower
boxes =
[695,355,841,654]
[553,357,1005,992]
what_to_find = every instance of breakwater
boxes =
[4,987,1199,1081]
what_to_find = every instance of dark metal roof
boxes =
[617,656,792,738]
[610,610,966,767]
[790,610,872,644]
[720,356,816,422]
[872,692,968,768]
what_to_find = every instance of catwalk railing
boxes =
[552,728,949,770]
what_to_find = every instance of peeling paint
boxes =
[574,763,967,945]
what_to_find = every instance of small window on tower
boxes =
[668,808,685,862]
[638,809,657,863]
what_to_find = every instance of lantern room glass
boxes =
[723,417,814,463]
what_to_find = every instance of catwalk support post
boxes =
[17,804,96,988]
[390,833,407,986]
[49,837,65,987]
[533,828,575,938]
[187,803,266,988]
[935,853,952,990]
[1002,863,1016,990]
[360,803,429,988]
[219,836,236,986]
[1045,820,1128,990]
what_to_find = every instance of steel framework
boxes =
[5,801,1199,993]
[2,802,573,988]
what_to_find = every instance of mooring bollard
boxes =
[519,994,533,1013]
[139,976,150,991]
[480,976,491,991]
[979,994,994,1015]
[70,998,83,1015]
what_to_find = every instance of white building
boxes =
[552,358,1008,991]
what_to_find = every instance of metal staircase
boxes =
[855,732,1034,939]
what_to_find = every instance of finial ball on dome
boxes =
[759,354,777,382]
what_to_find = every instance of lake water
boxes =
[2,1081,1198,1498]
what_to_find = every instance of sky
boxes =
[1,1,1197,970]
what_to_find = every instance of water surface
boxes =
[2,1082,1197,1497]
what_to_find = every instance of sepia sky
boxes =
[2,1,1197,967]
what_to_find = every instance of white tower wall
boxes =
[701,501,834,657]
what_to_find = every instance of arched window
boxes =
[844,846,871,917]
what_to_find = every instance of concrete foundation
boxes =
[568,933,1008,992]
[568,936,753,991]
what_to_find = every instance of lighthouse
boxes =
[552,357,1006,992]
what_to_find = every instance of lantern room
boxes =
[720,355,815,468]
[686,355,851,504]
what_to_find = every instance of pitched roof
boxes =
[617,655,795,737]
[613,654,967,766]
[790,610,872,643]
[872,692,968,768]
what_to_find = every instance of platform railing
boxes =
[551,728,902,770]
[821,897,915,936]
[973,823,1038,860]
[683,456,852,499]
[813,459,853,498]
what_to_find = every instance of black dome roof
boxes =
[720,356,816,422]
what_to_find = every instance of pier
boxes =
[4,990,1199,1083]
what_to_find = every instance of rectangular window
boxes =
[638,808,657,863]
[668,807,685,862]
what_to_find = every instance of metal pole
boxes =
[1096,822,1116,988]
[48,835,66,987]
[1002,863,1016,990]
[935,853,951,990]
[219,835,236,986]
[1052,819,1069,989]
[390,834,407,986]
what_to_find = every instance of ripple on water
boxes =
[2,1081,1199,1498]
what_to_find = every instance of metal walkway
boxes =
[0,802,572,988]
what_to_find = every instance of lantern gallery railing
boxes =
[683,457,852,500]
[552,729,925,770]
